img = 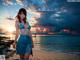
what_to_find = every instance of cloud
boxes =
[3,0,13,5]
[23,0,61,11]
[2,0,24,6]
[16,0,24,5]
[6,17,15,20]
[22,0,47,11]
[2,0,60,11]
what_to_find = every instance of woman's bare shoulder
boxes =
[15,17,19,22]
[15,17,20,25]
[15,17,19,27]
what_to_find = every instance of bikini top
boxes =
[19,23,25,29]
[19,22,31,30]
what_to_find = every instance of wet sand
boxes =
[7,48,80,60]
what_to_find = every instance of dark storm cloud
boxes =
[36,3,80,32]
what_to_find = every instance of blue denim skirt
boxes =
[16,34,33,55]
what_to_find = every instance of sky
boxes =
[0,0,80,32]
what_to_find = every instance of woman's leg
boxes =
[24,54,30,60]
[20,55,25,60]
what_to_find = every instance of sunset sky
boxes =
[0,0,80,33]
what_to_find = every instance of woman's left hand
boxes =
[32,43,34,48]
[13,42,16,48]
[13,41,17,48]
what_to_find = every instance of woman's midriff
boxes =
[19,29,31,36]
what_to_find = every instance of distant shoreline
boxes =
[32,34,80,36]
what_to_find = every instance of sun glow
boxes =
[0,18,15,33]
[7,27,15,33]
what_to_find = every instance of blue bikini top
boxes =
[19,22,31,30]
[19,23,25,29]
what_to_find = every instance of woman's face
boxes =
[19,12,25,20]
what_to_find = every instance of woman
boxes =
[13,8,34,60]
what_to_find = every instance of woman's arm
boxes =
[14,20,20,43]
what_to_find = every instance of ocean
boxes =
[34,35,80,54]
[1,34,80,54]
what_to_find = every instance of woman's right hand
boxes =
[13,41,16,48]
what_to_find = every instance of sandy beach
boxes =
[6,48,80,60]
[6,36,80,60]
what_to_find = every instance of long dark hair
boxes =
[16,8,27,24]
